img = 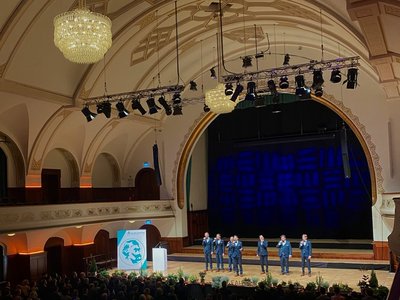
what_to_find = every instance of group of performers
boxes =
[202,232,312,276]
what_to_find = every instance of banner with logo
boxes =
[117,229,147,270]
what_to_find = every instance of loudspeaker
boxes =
[340,126,351,179]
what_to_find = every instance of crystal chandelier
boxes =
[53,0,112,64]
[205,84,236,114]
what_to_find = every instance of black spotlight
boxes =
[283,53,290,65]
[172,93,183,115]
[203,104,210,112]
[312,69,324,97]
[267,79,277,95]
[190,81,197,91]
[158,95,172,115]
[96,101,111,118]
[81,106,97,122]
[279,76,289,89]
[225,83,234,96]
[146,96,160,114]
[295,74,310,98]
[245,81,256,101]
[242,56,253,68]
[132,98,146,115]
[116,101,129,118]
[344,67,358,89]
[230,83,244,102]
[210,68,217,79]
[330,69,342,83]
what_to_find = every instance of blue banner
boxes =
[117,229,147,270]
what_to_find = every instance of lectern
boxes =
[152,247,167,272]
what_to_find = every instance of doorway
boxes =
[44,237,64,275]
[41,169,61,204]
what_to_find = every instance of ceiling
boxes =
[0,0,377,107]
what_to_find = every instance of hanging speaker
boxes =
[340,126,351,179]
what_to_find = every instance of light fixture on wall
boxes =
[54,0,112,64]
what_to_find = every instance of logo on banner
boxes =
[119,239,145,267]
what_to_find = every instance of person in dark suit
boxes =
[226,236,234,272]
[276,234,292,275]
[256,235,268,274]
[214,233,225,271]
[202,232,213,271]
[299,233,312,276]
[232,235,243,276]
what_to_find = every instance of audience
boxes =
[0,271,385,300]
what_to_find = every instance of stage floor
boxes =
[128,260,394,291]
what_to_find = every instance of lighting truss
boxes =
[222,56,360,85]
[83,84,185,106]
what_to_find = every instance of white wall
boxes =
[42,149,72,188]
[189,130,208,211]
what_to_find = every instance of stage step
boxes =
[193,238,373,250]
[168,253,389,271]
[181,245,375,260]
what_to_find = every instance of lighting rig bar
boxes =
[83,84,185,105]
[222,56,360,83]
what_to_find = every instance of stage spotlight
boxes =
[295,74,310,98]
[203,104,210,112]
[158,95,172,115]
[245,81,256,101]
[330,69,342,83]
[81,105,97,122]
[312,69,324,97]
[131,98,146,115]
[96,101,112,118]
[242,56,252,68]
[190,80,197,91]
[146,96,160,114]
[267,79,277,95]
[283,53,290,65]
[172,93,183,115]
[279,76,289,89]
[225,83,234,96]
[210,67,217,79]
[116,101,129,118]
[230,83,244,102]
[345,67,358,89]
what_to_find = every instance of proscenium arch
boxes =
[176,95,380,209]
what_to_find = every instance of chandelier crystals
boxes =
[54,0,112,64]
[205,84,236,114]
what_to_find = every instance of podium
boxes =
[152,248,167,272]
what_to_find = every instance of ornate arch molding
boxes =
[174,94,383,209]
[0,132,25,187]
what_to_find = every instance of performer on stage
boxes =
[299,233,312,276]
[232,235,243,276]
[256,235,268,274]
[202,232,213,271]
[276,234,292,275]
[214,233,225,271]
[226,236,234,272]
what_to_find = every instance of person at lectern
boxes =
[232,235,243,276]
[202,232,213,271]
[226,236,234,272]
[214,233,225,271]
[299,233,312,276]
[256,235,268,274]
[276,234,292,275]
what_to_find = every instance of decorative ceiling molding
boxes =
[0,78,72,105]
[347,0,400,99]
[224,25,265,44]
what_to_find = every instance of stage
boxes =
[125,259,394,291]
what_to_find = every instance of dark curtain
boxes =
[0,148,7,200]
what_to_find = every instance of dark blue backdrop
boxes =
[207,133,372,239]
